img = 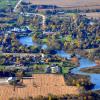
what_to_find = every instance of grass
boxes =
[64,13,77,17]
[42,38,48,43]
[32,62,74,74]
[32,64,47,73]
[62,67,72,74]
[0,0,17,9]
[0,61,75,74]
[0,66,6,71]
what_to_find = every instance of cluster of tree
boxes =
[0,70,15,77]
[8,92,99,100]
[65,74,95,90]
[93,49,100,60]
[0,53,71,65]
[34,15,100,50]
[0,54,37,66]
[0,11,43,33]
[1,33,41,53]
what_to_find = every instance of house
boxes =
[46,65,61,73]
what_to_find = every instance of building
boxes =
[46,65,61,73]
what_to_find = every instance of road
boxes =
[13,0,46,29]
[0,79,8,84]
[24,13,46,29]
[0,52,42,57]
[13,0,23,12]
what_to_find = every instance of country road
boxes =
[13,0,46,29]
[24,13,46,28]
[0,52,42,57]
[13,0,23,12]
[0,79,8,84]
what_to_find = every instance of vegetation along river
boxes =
[19,36,100,90]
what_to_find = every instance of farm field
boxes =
[0,74,80,100]
[25,0,100,8]
[84,12,100,18]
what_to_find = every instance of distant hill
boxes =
[24,0,100,8]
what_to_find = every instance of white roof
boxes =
[8,77,16,81]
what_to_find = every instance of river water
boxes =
[19,37,38,46]
[57,50,100,90]
[19,36,100,90]
[19,36,48,49]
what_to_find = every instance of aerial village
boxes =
[0,0,100,100]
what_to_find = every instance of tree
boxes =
[16,70,24,84]
[8,78,17,91]
[17,15,24,25]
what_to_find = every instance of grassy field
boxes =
[0,66,6,71]
[0,0,17,9]
[62,67,71,74]
[0,62,74,74]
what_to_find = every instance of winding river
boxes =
[57,50,100,90]
[19,36,100,90]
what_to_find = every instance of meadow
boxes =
[0,0,17,9]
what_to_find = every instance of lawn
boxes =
[31,61,75,74]
[0,66,6,71]
[32,64,47,73]
[62,67,72,74]
[0,0,17,9]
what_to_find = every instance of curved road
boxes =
[13,0,46,29]
[24,13,46,29]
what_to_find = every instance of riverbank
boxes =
[74,49,100,61]
[93,90,100,98]
[64,73,95,90]
[80,65,100,74]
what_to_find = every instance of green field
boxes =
[0,0,17,9]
